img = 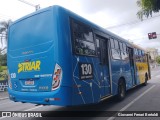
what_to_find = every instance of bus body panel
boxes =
[64,7,134,104]
[65,9,113,105]
[8,86,72,106]
[7,5,151,106]
[8,9,55,92]
[8,6,72,106]
[134,47,150,85]
[110,43,135,95]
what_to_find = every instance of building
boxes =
[146,48,159,62]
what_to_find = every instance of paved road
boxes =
[0,67,160,120]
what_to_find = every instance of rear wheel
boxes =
[117,80,126,101]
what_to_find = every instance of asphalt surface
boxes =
[0,92,8,99]
[0,67,160,120]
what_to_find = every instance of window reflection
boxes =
[72,20,96,56]
[112,49,121,59]
[121,51,128,60]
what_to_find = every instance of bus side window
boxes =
[135,49,139,62]
[114,39,119,49]
[134,48,137,55]
[139,49,142,62]
[110,38,114,48]
[140,50,145,62]
[119,42,123,50]
[121,43,128,60]
[111,39,121,60]
[96,39,100,57]
[71,19,96,56]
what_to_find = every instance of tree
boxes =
[0,20,12,47]
[137,0,160,20]
[156,56,160,64]
[0,53,7,66]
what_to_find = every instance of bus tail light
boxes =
[52,64,62,90]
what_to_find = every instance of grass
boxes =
[0,66,8,81]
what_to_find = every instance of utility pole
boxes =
[18,0,40,11]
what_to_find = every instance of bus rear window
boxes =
[71,19,96,56]
[9,11,53,50]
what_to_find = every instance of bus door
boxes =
[96,36,111,97]
[128,47,136,86]
[146,54,151,79]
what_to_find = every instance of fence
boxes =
[0,80,8,92]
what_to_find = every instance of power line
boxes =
[106,14,160,29]
[18,0,40,11]
[18,0,36,7]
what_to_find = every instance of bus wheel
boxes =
[117,80,126,101]
[143,74,148,86]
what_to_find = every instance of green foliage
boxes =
[156,56,160,64]
[0,66,7,81]
[0,53,7,66]
[0,53,7,77]
[1,66,7,70]
[0,65,2,72]
[137,0,160,20]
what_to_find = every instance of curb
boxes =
[0,97,9,100]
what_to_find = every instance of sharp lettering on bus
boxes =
[18,60,41,73]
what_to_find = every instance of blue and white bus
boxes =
[7,5,151,106]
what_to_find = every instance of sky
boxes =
[0,0,160,52]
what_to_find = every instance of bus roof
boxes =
[59,6,130,45]
[10,5,129,44]
[10,6,51,27]
[10,5,145,50]
[131,43,146,52]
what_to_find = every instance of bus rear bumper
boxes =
[8,87,71,106]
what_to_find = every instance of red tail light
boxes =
[52,64,62,90]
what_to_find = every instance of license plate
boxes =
[25,80,34,85]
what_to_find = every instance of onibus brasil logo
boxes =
[18,60,41,73]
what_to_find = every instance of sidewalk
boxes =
[151,66,160,71]
[0,91,9,100]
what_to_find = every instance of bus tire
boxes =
[143,74,148,86]
[117,79,126,101]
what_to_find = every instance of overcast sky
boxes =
[0,0,160,51]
